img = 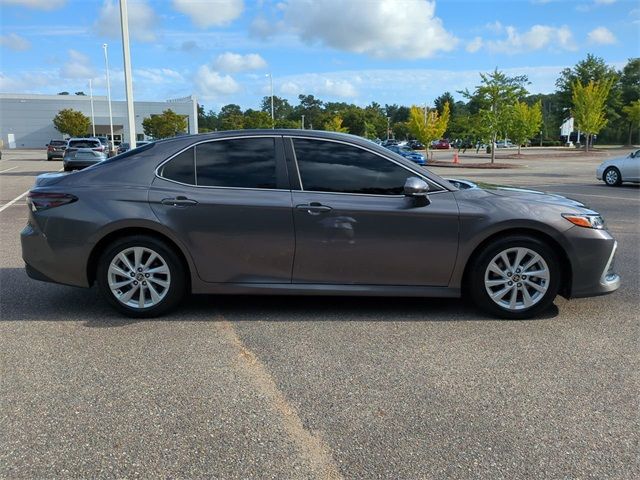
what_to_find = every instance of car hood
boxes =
[448,178,585,207]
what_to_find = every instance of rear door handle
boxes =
[296,202,332,215]
[161,196,198,207]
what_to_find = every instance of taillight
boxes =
[47,146,54,151]
[27,192,77,212]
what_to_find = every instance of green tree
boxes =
[461,69,529,163]
[622,100,640,145]
[408,102,450,157]
[52,108,90,137]
[218,104,245,130]
[571,79,614,152]
[142,109,187,139]
[507,101,543,154]
[555,54,621,143]
[243,109,273,129]
[260,95,293,122]
[323,115,349,132]
[294,94,324,129]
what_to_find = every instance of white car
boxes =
[596,149,640,186]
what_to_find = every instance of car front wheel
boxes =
[96,235,187,318]
[604,167,622,186]
[469,236,560,319]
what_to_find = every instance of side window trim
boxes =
[286,136,446,196]
[155,135,290,191]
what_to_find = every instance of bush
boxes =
[541,140,562,147]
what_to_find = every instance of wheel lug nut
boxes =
[130,272,135,277]
[137,267,142,272]
[145,273,150,278]
[508,281,513,286]
[517,282,522,287]
[516,269,521,273]
[142,281,147,286]
[507,272,512,277]
[133,281,138,285]
[522,275,526,279]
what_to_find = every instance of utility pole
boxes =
[119,0,136,149]
[386,116,390,140]
[266,73,274,129]
[102,43,115,154]
[89,79,96,137]
[301,114,305,130]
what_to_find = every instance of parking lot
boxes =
[1,148,638,478]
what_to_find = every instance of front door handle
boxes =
[296,202,332,215]
[161,196,198,207]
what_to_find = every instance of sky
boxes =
[0,0,638,112]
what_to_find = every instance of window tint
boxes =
[293,139,412,195]
[50,140,66,146]
[160,147,195,185]
[68,140,100,148]
[196,138,277,189]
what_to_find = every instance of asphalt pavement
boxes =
[0,148,638,479]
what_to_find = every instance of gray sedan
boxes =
[596,149,640,186]
[21,130,620,319]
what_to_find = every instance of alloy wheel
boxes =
[605,168,619,186]
[484,247,550,311]
[107,246,171,309]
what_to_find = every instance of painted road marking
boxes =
[0,166,19,174]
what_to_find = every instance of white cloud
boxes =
[280,0,458,59]
[280,81,301,96]
[95,0,159,42]
[319,79,357,98]
[588,26,617,44]
[486,24,576,53]
[214,52,267,73]
[466,36,483,53]
[172,0,244,28]
[0,33,31,51]
[135,68,185,84]
[195,65,241,99]
[59,50,96,79]
[1,0,65,9]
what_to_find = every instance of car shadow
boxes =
[0,267,560,327]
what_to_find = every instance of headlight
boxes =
[562,213,605,229]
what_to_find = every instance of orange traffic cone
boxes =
[453,151,459,164]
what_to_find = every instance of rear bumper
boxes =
[47,152,65,159]
[21,222,91,288]
[63,158,104,169]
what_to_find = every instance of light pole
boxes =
[266,73,274,129]
[301,114,305,130]
[386,116,390,140]
[89,79,96,137]
[119,0,136,149]
[102,43,114,154]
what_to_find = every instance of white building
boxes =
[0,93,198,148]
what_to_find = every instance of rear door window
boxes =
[159,147,195,185]
[195,137,277,189]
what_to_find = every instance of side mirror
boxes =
[404,177,430,197]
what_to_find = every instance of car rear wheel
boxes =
[604,167,622,186]
[469,236,560,319]
[96,235,187,318]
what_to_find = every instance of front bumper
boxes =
[565,226,620,298]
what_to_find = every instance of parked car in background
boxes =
[597,149,640,186]
[381,139,399,147]
[46,140,67,160]
[117,140,153,155]
[385,144,426,165]
[96,137,110,152]
[407,140,424,150]
[63,138,108,171]
[22,130,619,319]
[496,140,516,149]
[431,139,450,150]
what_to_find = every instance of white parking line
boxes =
[0,166,19,174]
[0,190,29,213]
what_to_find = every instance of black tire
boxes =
[468,235,560,320]
[96,235,187,318]
[63,165,71,171]
[603,167,622,186]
